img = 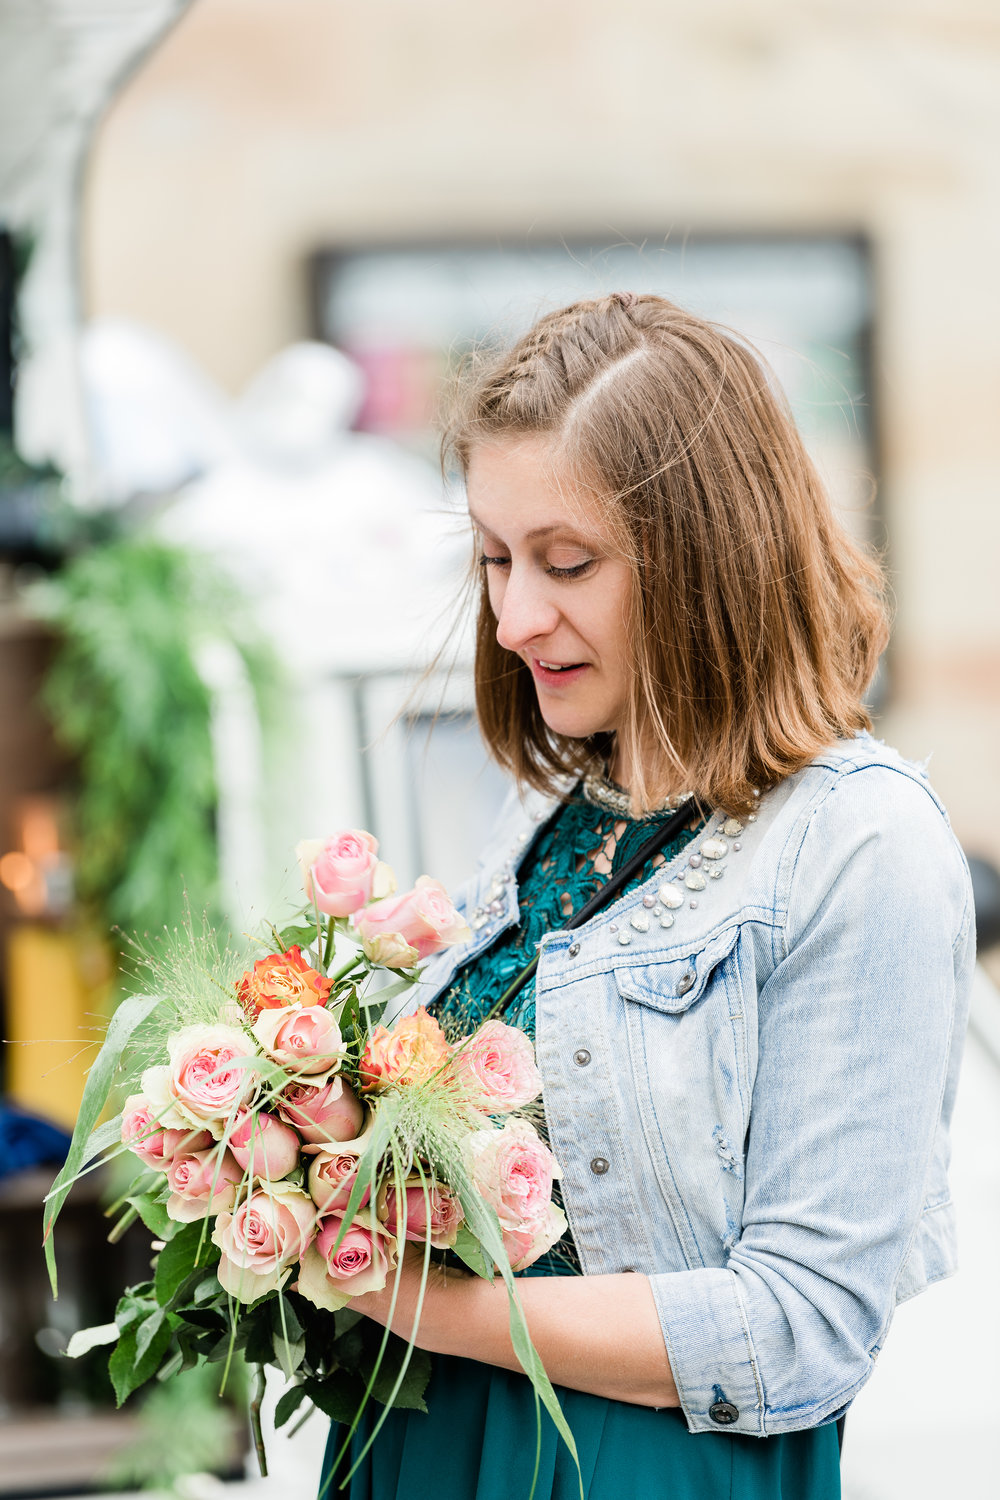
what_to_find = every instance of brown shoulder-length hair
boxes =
[443,292,889,815]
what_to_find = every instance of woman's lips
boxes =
[528,658,590,688]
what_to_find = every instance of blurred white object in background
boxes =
[156,336,473,920]
[236,340,365,469]
[18,316,236,504]
[162,339,467,676]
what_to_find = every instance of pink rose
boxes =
[253,1003,343,1076]
[212,1183,316,1301]
[450,1021,542,1113]
[359,1006,449,1092]
[307,1144,372,1215]
[501,1203,568,1272]
[228,1107,301,1180]
[166,1146,243,1223]
[378,1176,463,1249]
[296,831,394,918]
[121,1094,212,1169]
[352,876,471,966]
[295,1210,395,1312]
[164,1025,257,1132]
[465,1118,558,1231]
[277,1076,364,1145]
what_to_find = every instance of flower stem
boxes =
[106,1205,139,1243]
[330,953,365,985]
[250,1365,268,1477]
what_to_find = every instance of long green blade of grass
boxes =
[43,991,161,1294]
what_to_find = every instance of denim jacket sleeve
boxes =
[647,761,975,1435]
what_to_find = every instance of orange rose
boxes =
[359,1006,450,1092]
[238,945,333,1020]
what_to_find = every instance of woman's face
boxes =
[466,436,633,749]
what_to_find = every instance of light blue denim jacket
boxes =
[414,733,975,1437]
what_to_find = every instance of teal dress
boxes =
[320,792,842,1499]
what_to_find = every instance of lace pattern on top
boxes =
[434,791,705,1274]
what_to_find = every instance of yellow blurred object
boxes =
[4,926,113,1130]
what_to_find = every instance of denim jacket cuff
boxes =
[648,1267,766,1436]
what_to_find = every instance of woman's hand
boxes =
[350,1246,680,1410]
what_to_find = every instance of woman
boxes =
[319,294,974,1499]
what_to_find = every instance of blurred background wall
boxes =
[81,0,1000,863]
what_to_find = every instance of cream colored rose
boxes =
[211,1182,316,1302]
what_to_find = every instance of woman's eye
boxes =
[546,559,595,579]
[478,553,510,570]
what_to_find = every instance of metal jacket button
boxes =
[590,1157,610,1175]
[573,1049,591,1066]
[708,1401,739,1425]
[568,942,581,958]
[676,970,695,997]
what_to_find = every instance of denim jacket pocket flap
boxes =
[613,925,740,1014]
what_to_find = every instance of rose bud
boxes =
[228,1107,301,1180]
[277,1075,364,1144]
[252,1002,343,1076]
[378,1175,463,1249]
[307,1145,371,1215]
[294,1210,395,1312]
[296,831,395,918]
[212,1182,316,1302]
[166,1146,243,1223]
[352,877,471,965]
[121,1095,213,1169]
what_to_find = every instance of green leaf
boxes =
[127,1192,173,1240]
[134,1306,166,1363]
[302,1372,365,1425]
[357,1328,430,1412]
[115,1290,156,1331]
[66,1322,120,1359]
[240,1305,276,1367]
[273,1382,308,1429]
[154,1222,219,1308]
[450,1225,493,1280]
[276,924,320,952]
[272,1333,306,1380]
[43,992,162,1295]
[109,1307,173,1406]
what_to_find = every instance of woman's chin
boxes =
[536,705,614,742]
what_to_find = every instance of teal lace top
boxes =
[434,786,704,1273]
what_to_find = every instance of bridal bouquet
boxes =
[43,831,574,1480]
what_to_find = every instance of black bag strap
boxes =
[486,796,701,1018]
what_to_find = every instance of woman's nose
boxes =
[494,570,560,653]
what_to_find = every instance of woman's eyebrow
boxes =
[468,512,596,545]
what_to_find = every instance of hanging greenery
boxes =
[35,535,278,942]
